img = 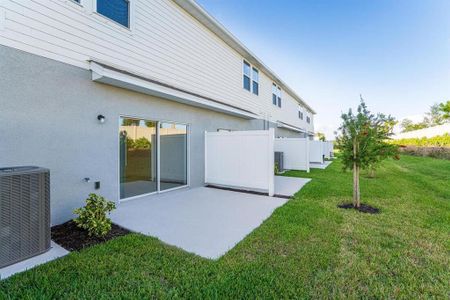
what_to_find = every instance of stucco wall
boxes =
[0,45,271,225]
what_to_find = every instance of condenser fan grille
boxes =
[0,167,50,268]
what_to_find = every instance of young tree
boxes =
[400,118,427,133]
[336,99,398,208]
[439,101,450,120]
[316,132,326,141]
[424,103,445,126]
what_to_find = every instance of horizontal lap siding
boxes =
[0,0,312,129]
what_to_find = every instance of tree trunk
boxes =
[353,163,361,208]
[368,167,376,178]
[353,136,361,208]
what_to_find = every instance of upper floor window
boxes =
[243,61,251,91]
[272,84,282,107]
[272,84,277,105]
[306,116,311,124]
[277,87,282,107]
[243,61,259,95]
[252,68,259,95]
[298,107,304,120]
[97,0,130,28]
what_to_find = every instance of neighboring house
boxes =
[0,0,316,224]
[394,123,450,140]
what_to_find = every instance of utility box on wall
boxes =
[0,166,51,268]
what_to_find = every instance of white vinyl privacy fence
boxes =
[275,138,310,172]
[323,141,334,159]
[205,129,275,196]
[309,141,324,164]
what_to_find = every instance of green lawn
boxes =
[1,155,449,299]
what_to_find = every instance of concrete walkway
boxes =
[274,176,311,197]
[112,187,288,259]
[0,242,69,280]
[310,161,333,169]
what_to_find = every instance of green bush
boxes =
[399,146,450,160]
[391,133,450,147]
[133,137,151,149]
[73,194,116,237]
[126,137,151,149]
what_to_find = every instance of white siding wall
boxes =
[0,0,314,129]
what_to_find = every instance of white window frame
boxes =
[90,0,135,33]
[243,60,251,92]
[298,106,304,120]
[67,0,83,7]
[277,86,282,108]
[272,84,278,106]
[118,115,191,203]
[242,60,259,95]
[272,83,282,108]
[252,67,259,95]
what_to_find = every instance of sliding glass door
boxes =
[159,122,188,191]
[119,117,188,200]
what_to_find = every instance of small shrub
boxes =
[73,194,116,237]
[274,162,280,174]
[134,137,151,149]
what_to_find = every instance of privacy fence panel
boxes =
[205,129,274,196]
[275,138,310,172]
[323,141,334,159]
[309,140,324,163]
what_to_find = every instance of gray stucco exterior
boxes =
[0,46,301,225]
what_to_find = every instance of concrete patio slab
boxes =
[0,241,69,280]
[310,161,333,169]
[111,187,287,259]
[274,176,311,197]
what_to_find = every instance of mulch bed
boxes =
[51,221,131,251]
[338,203,380,214]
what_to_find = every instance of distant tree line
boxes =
[400,101,450,133]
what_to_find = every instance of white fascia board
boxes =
[172,0,316,115]
[90,62,259,120]
[277,121,306,133]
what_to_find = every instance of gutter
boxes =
[89,60,260,120]
[172,0,316,114]
[276,121,307,133]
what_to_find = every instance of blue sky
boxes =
[196,0,450,138]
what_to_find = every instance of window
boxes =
[277,87,282,107]
[252,68,259,95]
[97,0,130,28]
[272,84,282,107]
[243,61,259,95]
[119,118,188,199]
[243,61,251,91]
[272,84,277,105]
[298,107,304,120]
[306,116,311,124]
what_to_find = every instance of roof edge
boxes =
[172,0,316,114]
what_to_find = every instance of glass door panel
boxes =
[159,122,188,191]
[119,118,157,199]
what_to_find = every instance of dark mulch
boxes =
[338,203,380,214]
[51,221,131,251]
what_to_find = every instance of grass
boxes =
[1,155,449,298]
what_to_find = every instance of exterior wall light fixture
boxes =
[97,114,106,124]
